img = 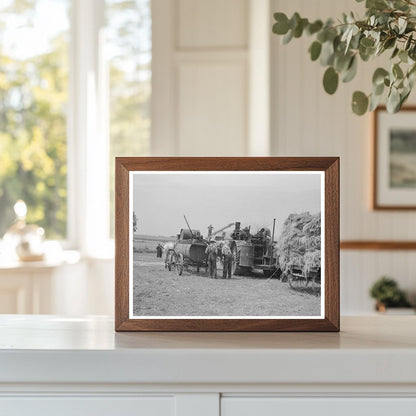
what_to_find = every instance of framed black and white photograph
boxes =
[374,106,416,210]
[115,157,339,332]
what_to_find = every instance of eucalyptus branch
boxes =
[272,0,416,115]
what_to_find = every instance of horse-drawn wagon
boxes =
[165,216,209,276]
[287,264,321,292]
[168,228,208,275]
[277,212,321,293]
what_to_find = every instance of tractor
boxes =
[210,220,281,278]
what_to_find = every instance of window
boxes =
[0,0,70,239]
[0,0,151,251]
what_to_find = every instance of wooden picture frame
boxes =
[373,106,416,210]
[115,157,339,332]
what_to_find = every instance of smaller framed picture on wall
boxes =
[374,106,416,209]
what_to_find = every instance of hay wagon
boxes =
[287,264,321,292]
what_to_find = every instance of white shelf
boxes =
[0,315,415,387]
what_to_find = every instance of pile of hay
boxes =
[277,212,321,275]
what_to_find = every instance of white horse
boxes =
[162,241,175,269]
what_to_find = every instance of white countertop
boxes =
[0,315,415,386]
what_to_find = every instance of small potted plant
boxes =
[370,276,413,313]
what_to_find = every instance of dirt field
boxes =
[132,251,321,317]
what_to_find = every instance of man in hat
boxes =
[221,243,233,279]
[205,242,218,279]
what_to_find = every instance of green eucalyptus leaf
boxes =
[383,37,396,50]
[352,91,369,115]
[309,41,322,61]
[369,92,383,111]
[307,20,323,35]
[387,87,401,113]
[408,70,416,88]
[393,63,404,79]
[366,0,388,10]
[341,26,352,42]
[393,0,409,11]
[350,33,361,49]
[273,13,290,34]
[293,18,308,38]
[399,49,408,63]
[374,82,385,96]
[323,67,339,94]
[320,40,335,66]
[282,29,293,44]
[344,25,359,53]
[377,13,389,25]
[342,56,358,82]
[360,37,375,48]
[408,63,416,77]
[359,44,375,61]
[333,35,341,51]
[372,67,389,85]
[317,29,328,43]
[334,52,352,72]
[401,89,411,105]
[391,47,399,59]
[290,12,301,30]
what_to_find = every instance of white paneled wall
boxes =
[271,0,416,313]
[177,0,248,49]
[152,0,250,156]
[177,58,247,155]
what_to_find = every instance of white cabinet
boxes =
[1,397,175,416]
[222,398,416,416]
[1,316,416,416]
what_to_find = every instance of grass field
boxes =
[132,251,321,317]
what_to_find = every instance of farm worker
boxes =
[205,243,217,279]
[222,244,233,279]
[156,243,163,258]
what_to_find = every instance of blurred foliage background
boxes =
[0,0,151,240]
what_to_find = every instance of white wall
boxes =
[152,0,259,156]
[271,0,416,313]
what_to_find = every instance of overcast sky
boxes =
[132,172,322,238]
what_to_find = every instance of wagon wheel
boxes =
[176,253,184,276]
[311,274,321,294]
[288,274,308,290]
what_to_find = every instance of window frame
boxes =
[67,0,112,257]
